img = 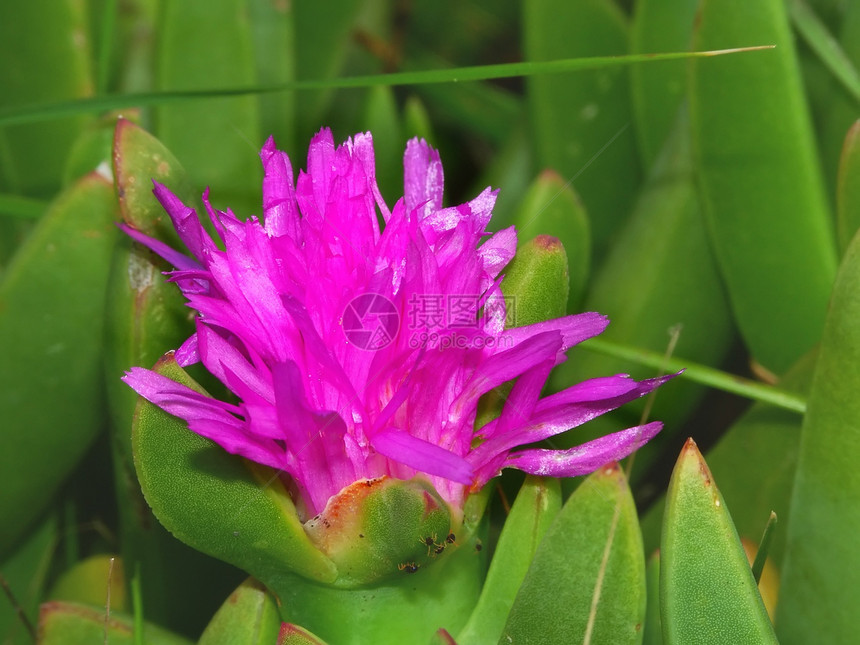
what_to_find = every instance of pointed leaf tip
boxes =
[661,438,778,644]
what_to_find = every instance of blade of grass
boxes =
[580,337,806,414]
[789,0,860,104]
[751,512,778,584]
[0,47,773,128]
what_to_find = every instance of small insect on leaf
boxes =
[397,562,420,574]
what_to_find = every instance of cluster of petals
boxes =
[122,128,671,517]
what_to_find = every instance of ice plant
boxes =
[122,129,670,568]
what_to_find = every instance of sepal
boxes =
[304,476,455,586]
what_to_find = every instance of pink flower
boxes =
[122,129,670,519]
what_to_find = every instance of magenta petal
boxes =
[555,374,638,402]
[351,131,390,222]
[468,373,677,481]
[479,226,517,279]
[196,322,272,403]
[502,312,610,354]
[491,358,556,436]
[260,136,300,240]
[371,428,473,485]
[505,421,663,477]
[404,138,444,220]
[122,366,284,469]
[174,333,199,366]
[538,372,678,411]
[452,331,564,414]
[123,366,242,419]
[118,223,200,271]
[152,182,212,260]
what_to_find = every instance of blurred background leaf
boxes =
[1,0,859,642]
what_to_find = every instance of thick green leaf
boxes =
[643,551,662,645]
[837,120,860,253]
[629,0,698,170]
[62,112,123,186]
[0,513,57,644]
[660,439,777,644]
[512,172,590,309]
[776,215,860,642]
[551,112,733,432]
[640,349,815,567]
[816,0,860,214]
[301,477,455,587]
[198,579,281,645]
[272,528,485,645]
[47,555,127,613]
[501,463,646,644]
[457,477,561,645]
[132,355,338,587]
[155,0,261,212]
[479,232,572,427]
[0,0,93,195]
[107,118,195,455]
[112,118,195,240]
[690,0,837,373]
[501,235,570,329]
[0,173,117,556]
[107,118,241,634]
[36,601,191,645]
[524,0,640,261]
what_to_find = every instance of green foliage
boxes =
[1,1,859,643]
[457,477,561,645]
[0,172,117,556]
[690,0,837,374]
[197,578,281,645]
[107,118,243,632]
[524,0,640,260]
[512,172,590,309]
[132,356,339,587]
[501,464,646,644]
[660,440,777,644]
[838,120,860,254]
[37,601,191,645]
[0,0,93,195]
[777,193,860,643]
